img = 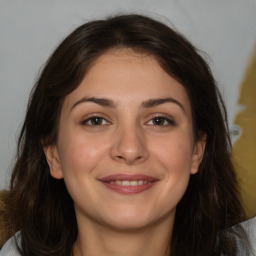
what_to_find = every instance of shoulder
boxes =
[240,217,256,232]
[234,217,256,255]
[0,232,21,256]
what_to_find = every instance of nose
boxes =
[110,124,149,165]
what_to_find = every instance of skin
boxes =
[44,49,206,256]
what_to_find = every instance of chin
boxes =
[105,217,153,231]
[101,206,173,232]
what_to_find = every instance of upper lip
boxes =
[98,174,159,182]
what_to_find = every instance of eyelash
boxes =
[81,115,110,126]
[147,116,175,126]
[80,114,175,127]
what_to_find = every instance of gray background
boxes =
[1,0,256,189]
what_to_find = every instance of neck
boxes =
[73,214,174,256]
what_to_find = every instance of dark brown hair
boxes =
[3,14,247,255]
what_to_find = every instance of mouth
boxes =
[98,174,159,194]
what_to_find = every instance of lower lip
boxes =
[101,182,157,194]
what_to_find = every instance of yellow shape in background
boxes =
[233,45,256,218]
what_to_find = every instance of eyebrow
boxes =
[71,97,185,112]
[71,97,117,111]
[141,98,185,112]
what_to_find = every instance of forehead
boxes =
[62,49,191,113]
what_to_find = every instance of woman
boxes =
[0,14,255,256]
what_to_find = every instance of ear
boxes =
[190,133,207,175]
[43,144,63,179]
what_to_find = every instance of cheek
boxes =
[56,132,111,209]
[57,130,110,177]
[151,132,194,173]
[150,133,193,202]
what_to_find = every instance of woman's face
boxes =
[44,49,205,231]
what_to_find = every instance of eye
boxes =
[81,116,110,126]
[147,116,175,126]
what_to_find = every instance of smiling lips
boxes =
[99,174,159,194]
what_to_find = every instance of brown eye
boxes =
[81,116,109,126]
[147,116,175,126]
[153,117,166,125]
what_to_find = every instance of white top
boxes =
[1,218,255,255]
[0,231,20,256]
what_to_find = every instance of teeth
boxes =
[122,180,130,186]
[109,180,152,186]
[130,181,138,186]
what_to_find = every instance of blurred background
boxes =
[0,0,255,217]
